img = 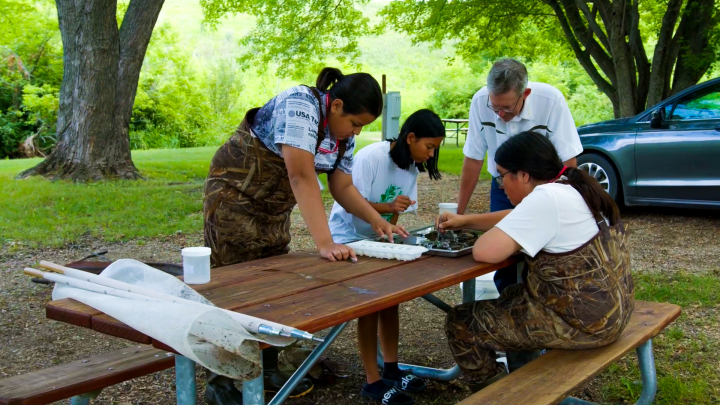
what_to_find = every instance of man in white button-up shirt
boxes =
[458,59,583,292]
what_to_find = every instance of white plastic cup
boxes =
[438,203,458,216]
[182,247,211,284]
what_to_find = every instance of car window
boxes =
[668,88,720,121]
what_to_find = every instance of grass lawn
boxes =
[602,271,720,404]
[0,147,215,248]
[0,133,486,249]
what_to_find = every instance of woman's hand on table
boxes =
[370,218,409,243]
[436,212,466,232]
[319,242,357,262]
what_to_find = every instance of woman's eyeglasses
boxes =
[494,170,513,187]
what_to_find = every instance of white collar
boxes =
[517,83,534,121]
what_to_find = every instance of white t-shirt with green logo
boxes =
[329,141,418,243]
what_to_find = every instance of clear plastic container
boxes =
[346,240,427,261]
[438,203,458,215]
[182,247,211,284]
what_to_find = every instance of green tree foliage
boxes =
[131,25,218,149]
[382,0,720,117]
[0,0,61,158]
[201,0,371,78]
[0,0,616,159]
[203,0,720,118]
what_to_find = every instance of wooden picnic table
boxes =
[441,119,469,147]
[46,251,520,405]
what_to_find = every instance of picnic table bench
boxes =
[0,345,174,405]
[441,119,469,147]
[458,300,680,405]
[1,251,680,405]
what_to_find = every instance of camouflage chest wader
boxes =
[203,87,347,268]
[445,213,634,383]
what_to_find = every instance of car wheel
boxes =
[577,153,621,203]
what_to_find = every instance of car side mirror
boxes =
[650,108,665,129]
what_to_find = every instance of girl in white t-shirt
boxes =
[438,131,633,391]
[330,109,445,405]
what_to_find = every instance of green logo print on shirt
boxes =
[380,184,403,221]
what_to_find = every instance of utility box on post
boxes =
[382,91,401,141]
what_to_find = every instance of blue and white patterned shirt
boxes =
[251,86,355,174]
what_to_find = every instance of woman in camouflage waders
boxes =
[437,131,633,391]
[202,68,408,404]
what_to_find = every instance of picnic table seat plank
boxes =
[0,345,174,405]
[239,255,521,333]
[456,300,681,405]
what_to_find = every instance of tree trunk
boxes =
[609,0,636,118]
[670,0,718,96]
[18,0,164,181]
[646,0,683,108]
[544,0,718,118]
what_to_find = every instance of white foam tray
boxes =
[346,240,427,261]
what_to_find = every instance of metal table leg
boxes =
[68,388,101,405]
[456,123,460,147]
[175,355,197,405]
[377,351,462,381]
[267,323,348,405]
[69,394,90,405]
[633,340,657,405]
[375,280,479,381]
[558,339,657,405]
[242,350,264,405]
[462,277,476,304]
[422,293,452,313]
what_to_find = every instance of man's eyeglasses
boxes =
[487,95,522,115]
[494,169,513,187]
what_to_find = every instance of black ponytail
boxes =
[389,109,445,180]
[495,131,620,225]
[315,67,383,117]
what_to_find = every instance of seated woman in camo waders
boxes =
[328,109,446,405]
[202,68,408,404]
[436,131,634,392]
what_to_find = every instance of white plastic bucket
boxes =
[438,203,458,216]
[182,247,211,284]
[460,271,500,300]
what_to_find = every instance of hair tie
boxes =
[550,166,568,183]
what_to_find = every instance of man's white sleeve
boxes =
[547,96,583,162]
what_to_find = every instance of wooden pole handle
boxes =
[38,260,67,274]
[23,268,44,277]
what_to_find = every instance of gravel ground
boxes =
[0,175,718,404]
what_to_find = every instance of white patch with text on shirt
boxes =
[250,86,355,174]
[495,183,602,257]
[329,141,418,244]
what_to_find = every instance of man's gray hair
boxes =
[487,58,528,96]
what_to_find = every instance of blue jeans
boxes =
[490,178,517,293]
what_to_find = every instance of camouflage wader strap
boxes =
[592,211,626,254]
[304,86,348,175]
